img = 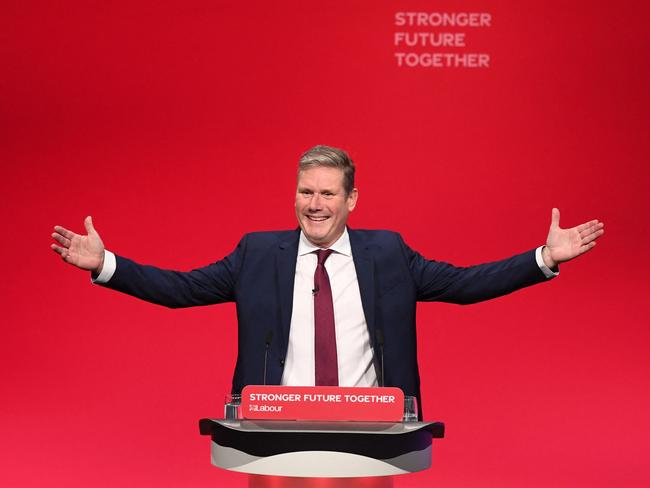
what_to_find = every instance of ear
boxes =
[347,188,359,212]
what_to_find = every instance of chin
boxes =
[306,233,327,245]
[303,228,330,245]
[302,225,325,239]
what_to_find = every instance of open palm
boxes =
[51,216,105,272]
[545,208,604,267]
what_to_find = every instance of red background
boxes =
[2,1,649,487]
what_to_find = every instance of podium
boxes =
[199,418,445,486]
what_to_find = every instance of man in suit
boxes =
[51,145,604,412]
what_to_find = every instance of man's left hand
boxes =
[542,208,605,269]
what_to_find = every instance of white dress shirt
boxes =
[280,229,378,387]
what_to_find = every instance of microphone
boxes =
[312,286,319,295]
[375,329,385,388]
[263,329,273,385]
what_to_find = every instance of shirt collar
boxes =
[298,228,352,257]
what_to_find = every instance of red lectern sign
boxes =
[241,386,404,421]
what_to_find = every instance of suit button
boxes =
[280,358,285,366]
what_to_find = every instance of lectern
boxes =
[199,418,445,486]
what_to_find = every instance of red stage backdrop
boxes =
[2,1,648,487]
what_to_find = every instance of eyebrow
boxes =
[297,186,338,194]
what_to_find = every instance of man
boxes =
[51,145,604,412]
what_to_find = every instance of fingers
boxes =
[576,220,604,256]
[578,222,604,255]
[50,243,70,260]
[84,215,96,235]
[51,232,71,248]
[550,208,560,228]
[581,227,604,246]
[576,220,601,234]
[579,241,597,254]
[53,225,76,240]
[580,223,604,238]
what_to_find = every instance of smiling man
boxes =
[296,153,358,249]
[51,145,604,413]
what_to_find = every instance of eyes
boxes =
[299,190,336,200]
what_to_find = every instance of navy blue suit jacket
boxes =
[101,229,548,411]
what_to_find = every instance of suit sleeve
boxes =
[97,236,247,308]
[397,235,550,304]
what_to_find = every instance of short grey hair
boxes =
[298,145,356,196]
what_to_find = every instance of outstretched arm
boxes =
[51,216,105,274]
[541,208,604,269]
[51,215,239,307]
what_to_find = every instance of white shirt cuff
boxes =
[92,250,116,283]
[535,246,559,279]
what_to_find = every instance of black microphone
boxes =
[263,329,273,385]
[312,286,319,295]
[375,329,385,388]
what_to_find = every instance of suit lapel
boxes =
[349,230,376,337]
[275,229,377,359]
[276,231,300,353]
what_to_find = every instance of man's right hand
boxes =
[51,216,105,274]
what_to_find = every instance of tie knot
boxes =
[316,249,334,265]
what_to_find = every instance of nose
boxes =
[308,193,323,211]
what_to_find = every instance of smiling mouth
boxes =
[307,215,329,222]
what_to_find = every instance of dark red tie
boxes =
[314,249,338,386]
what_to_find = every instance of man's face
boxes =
[295,166,358,248]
